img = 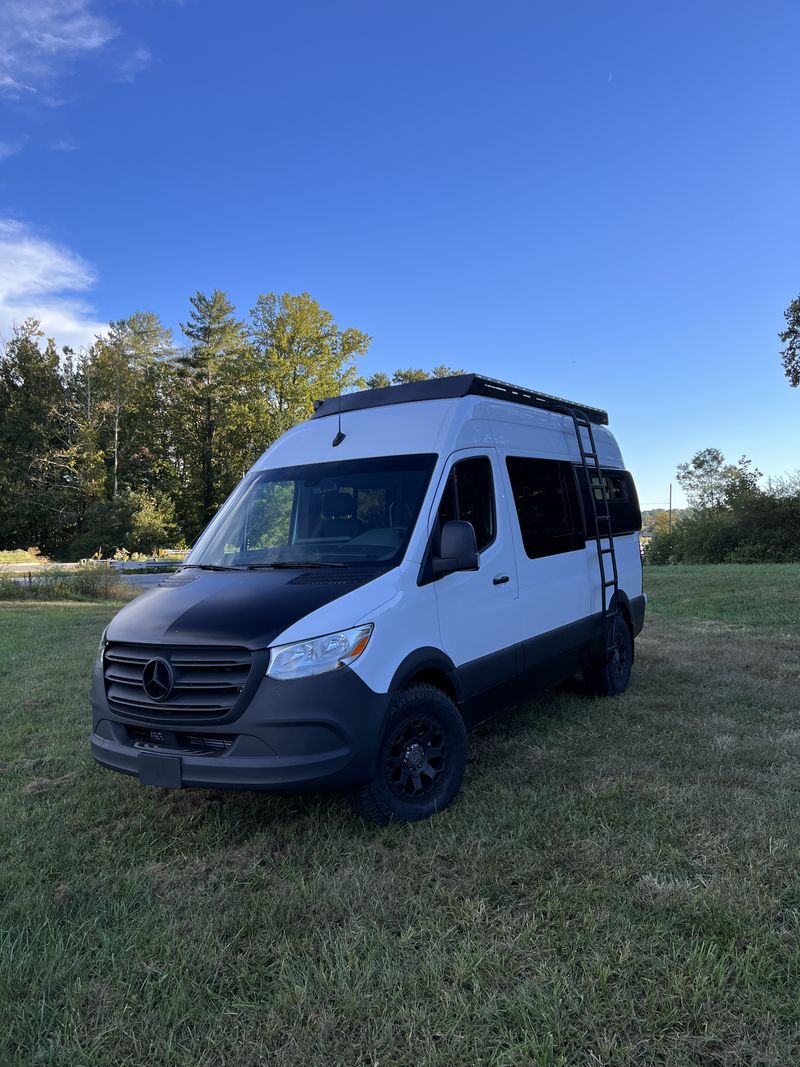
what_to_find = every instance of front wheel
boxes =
[586,615,634,696]
[348,683,467,825]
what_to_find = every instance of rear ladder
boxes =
[556,406,619,661]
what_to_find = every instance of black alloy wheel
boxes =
[385,714,447,799]
[349,683,467,825]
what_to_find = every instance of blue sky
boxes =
[1,0,798,507]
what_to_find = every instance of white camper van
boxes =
[91,375,645,824]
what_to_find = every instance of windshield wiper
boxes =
[243,561,346,569]
[182,563,247,572]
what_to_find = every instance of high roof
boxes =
[312,373,609,426]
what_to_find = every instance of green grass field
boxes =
[1,565,799,1066]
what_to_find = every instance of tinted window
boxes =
[576,468,642,535]
[505,456,580,559]
[590,473,627,502]
[436,456,496,552]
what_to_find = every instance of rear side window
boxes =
[505,457,582,559]
[590,473,627,502]
[436,456,496,552]
[576,468,642,535]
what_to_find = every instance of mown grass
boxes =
[1,566,800,1066]
[645,563,800,632]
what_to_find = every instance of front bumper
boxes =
[90,662,392,794]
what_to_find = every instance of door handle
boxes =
[493,574,510,586]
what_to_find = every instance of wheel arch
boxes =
[611,590,634,634]
[388,647,463,706]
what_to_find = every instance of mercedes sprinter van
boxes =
[91,374,645,824]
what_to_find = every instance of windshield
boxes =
[185,454,437,568]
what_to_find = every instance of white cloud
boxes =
[0,0,118,97]
[52,135,78,152]
[116,46,152,83]
[0,141,23,160]
[0,219,105,349]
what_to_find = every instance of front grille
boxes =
[104,642,252,720]
[127,726,234,753]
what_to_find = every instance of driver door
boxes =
[429,450,520,701]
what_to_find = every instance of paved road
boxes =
[119,573,167,589]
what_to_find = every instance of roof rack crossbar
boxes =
[311,373,608,426]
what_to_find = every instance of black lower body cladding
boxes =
[90,661,392,793]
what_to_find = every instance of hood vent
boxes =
[159,572,199,588]
[288,572,363,586]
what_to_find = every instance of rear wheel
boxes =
[349,683,467,825]
[586,615,633,696]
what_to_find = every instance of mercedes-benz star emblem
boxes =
[142,658,174,701]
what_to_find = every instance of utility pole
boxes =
[668,483,673,531]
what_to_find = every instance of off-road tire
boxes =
[349,683,467,825]
[586,615,634,697]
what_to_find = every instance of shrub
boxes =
[646,489,800,564]
[68,490,177,560]
[0,565,135,602]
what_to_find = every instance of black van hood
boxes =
[106,568,380,650]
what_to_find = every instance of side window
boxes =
[436,456,496,552]
[577,468,642,535]
[356,488,386,529]
[505,456,580,559]
[590,473,627,502]
[246,481,294,550]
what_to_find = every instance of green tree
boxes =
[0,320,66,550]
[676,448,760,510]
[178,290,248,532]
[68,489,177,559]
[365,371,391,389]
[779,294,800,387]
[431,364,465,378]
[247,291,371,442]
[366,365,465,388]
[91,312,175,498]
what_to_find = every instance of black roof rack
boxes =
[312,373,609,426]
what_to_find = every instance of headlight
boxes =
[267,624,373,681]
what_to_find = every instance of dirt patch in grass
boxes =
[23,772,78,795]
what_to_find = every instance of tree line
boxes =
[0,290,461,559]
[646,447,800,564]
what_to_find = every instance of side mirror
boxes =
[433,520,480,576]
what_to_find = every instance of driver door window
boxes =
[437,456,495,552]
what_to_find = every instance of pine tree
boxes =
[178,291,247,531]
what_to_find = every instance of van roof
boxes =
[312,373,609,427]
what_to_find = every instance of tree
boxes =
[676,448,761,510]
[365,371,391,389]
[178,290,247,531]
[390,368,430,384]
[91,312,174,497]
[365,365,465,388]
[0,320,66,550]
[779,294,800,387]
[431,364,465,378]
[247,291,371,442]
[68,489,177,559]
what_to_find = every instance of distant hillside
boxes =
[640,508,687,538]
